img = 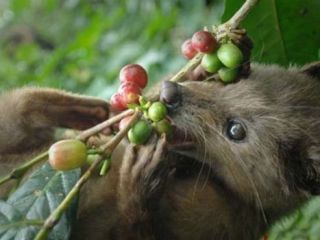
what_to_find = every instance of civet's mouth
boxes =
[166,124,220,184]
[167,124,199,160]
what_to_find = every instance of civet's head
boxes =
[161,62,320,214]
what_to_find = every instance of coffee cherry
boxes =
[148,102,167,122]
[119,115,133,130]
[181,39,197,59]
[191,31,218,53]
[217,43,243,68]
[110,93,126,111]
[119,82,141,106]
[128,120,152,144]
[49,139,87,171]
[120,64,148,89]
[201,53,223,73]
[218,67,238,83]
[154,119,173,137]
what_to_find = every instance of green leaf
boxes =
[0,163,80,240]
[268,197,320,239]
[0,201,43,240]
[222,0,320,66]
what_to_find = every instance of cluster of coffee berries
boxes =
[111,64,172,144]
[110,64,148,111]
[120,99,172,145]
[181,30,244,83]
[48,64,172,171]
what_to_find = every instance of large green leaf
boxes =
[0,163,80,240]
[222,0,320,66]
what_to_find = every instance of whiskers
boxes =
[183,112,269,224]
[179,113,209,199]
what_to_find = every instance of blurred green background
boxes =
[0,0,319,239]
[0,0,223,98]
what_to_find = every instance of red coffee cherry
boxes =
[191,31,218,53]
[120,64,148,89]
[181,39,197,59]
[119,82,141,106]
[119,115,134,131]
[110,92,126,111]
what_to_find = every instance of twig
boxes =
[170,53,203,82]
[0,151,48,186]
[77,109,134,141]
[101,111,140,152]
[34,111,140,240]
[224,0,259,29]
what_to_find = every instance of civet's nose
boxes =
[160,81,181,109]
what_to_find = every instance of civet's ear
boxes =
[301,61,320,80]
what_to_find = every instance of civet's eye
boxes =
[226,119,246,141]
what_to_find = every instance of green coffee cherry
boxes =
[49,139,87,171]
[201,53,222,73]
[218,67,238,83]
[148,102,167,122]
[153,119,173,138]
[217,43,243,68]
[128,120,152,144]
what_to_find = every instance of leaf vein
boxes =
[271,0,288,64]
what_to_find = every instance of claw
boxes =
[146,135,167,173]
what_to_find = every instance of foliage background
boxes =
[0,0,319,239]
